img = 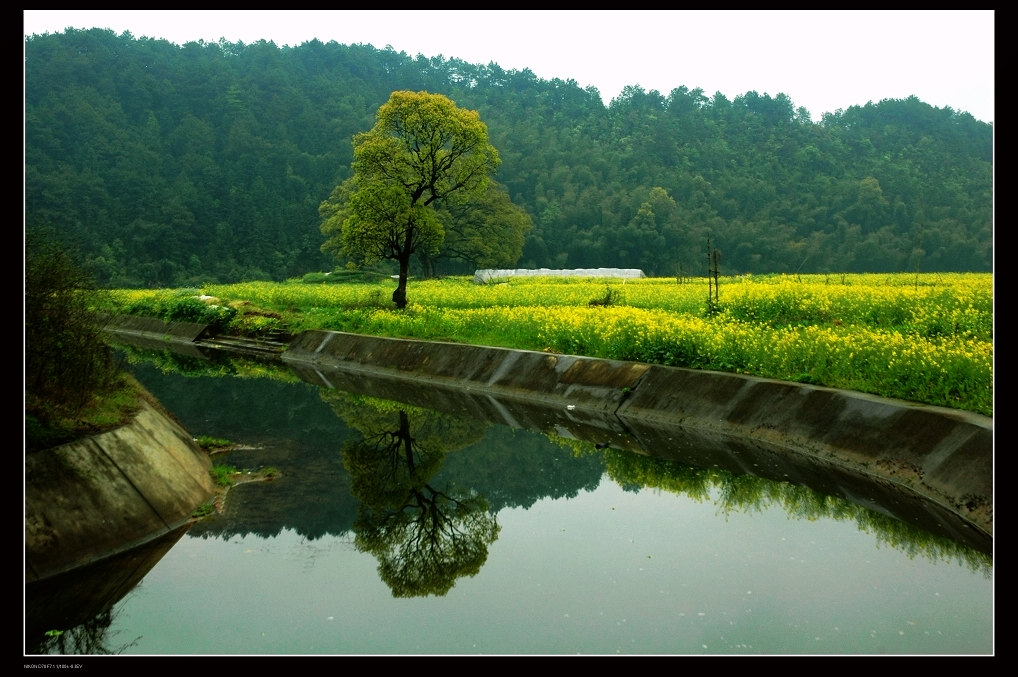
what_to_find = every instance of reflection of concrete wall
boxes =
[285,330,993,541]
[618,367,994,545]
[101,317,992,545]
[25,399,216,583]
[25,525,190,648]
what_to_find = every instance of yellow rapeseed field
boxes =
[108,272,993,415]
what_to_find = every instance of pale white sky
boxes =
[24,10,995,124]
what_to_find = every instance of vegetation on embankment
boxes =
[102,272,993,417]
[25,228,141,452]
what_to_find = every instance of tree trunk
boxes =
[392,254,410,309]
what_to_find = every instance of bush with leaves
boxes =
[25,228,122,447]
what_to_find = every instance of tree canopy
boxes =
[25,30,993,286]
[425,180,533,275]
[320,91,501,307]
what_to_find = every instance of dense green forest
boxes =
[24,28,993,288]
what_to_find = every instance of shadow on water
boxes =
[25,338,992,654]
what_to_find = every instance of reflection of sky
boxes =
[110,479,992,656]
[107,356,991,655]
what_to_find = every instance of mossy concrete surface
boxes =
[25,399,216,583]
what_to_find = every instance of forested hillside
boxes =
[24,28,993,287]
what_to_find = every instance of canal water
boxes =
[26,346,993,656]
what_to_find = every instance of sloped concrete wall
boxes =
[616,365,993,536]
[286,329,649,411]
[100,321,992,542]
[105,314,209,342]
[25,399,216,583]
[284,330,992,539]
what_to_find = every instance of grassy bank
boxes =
[104,272,993,416]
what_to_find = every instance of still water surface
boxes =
[29,350,993,655]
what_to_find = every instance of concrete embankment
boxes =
[283,329,993,541]
[104,314,211,357]
[25,397,216,583]
[101,316,992,544]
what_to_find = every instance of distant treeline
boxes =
[25,29,993,287]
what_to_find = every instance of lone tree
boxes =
[320,91,501,307]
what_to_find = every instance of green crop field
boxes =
[107,272,993,416]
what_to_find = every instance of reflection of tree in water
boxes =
[332,397,500,598]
